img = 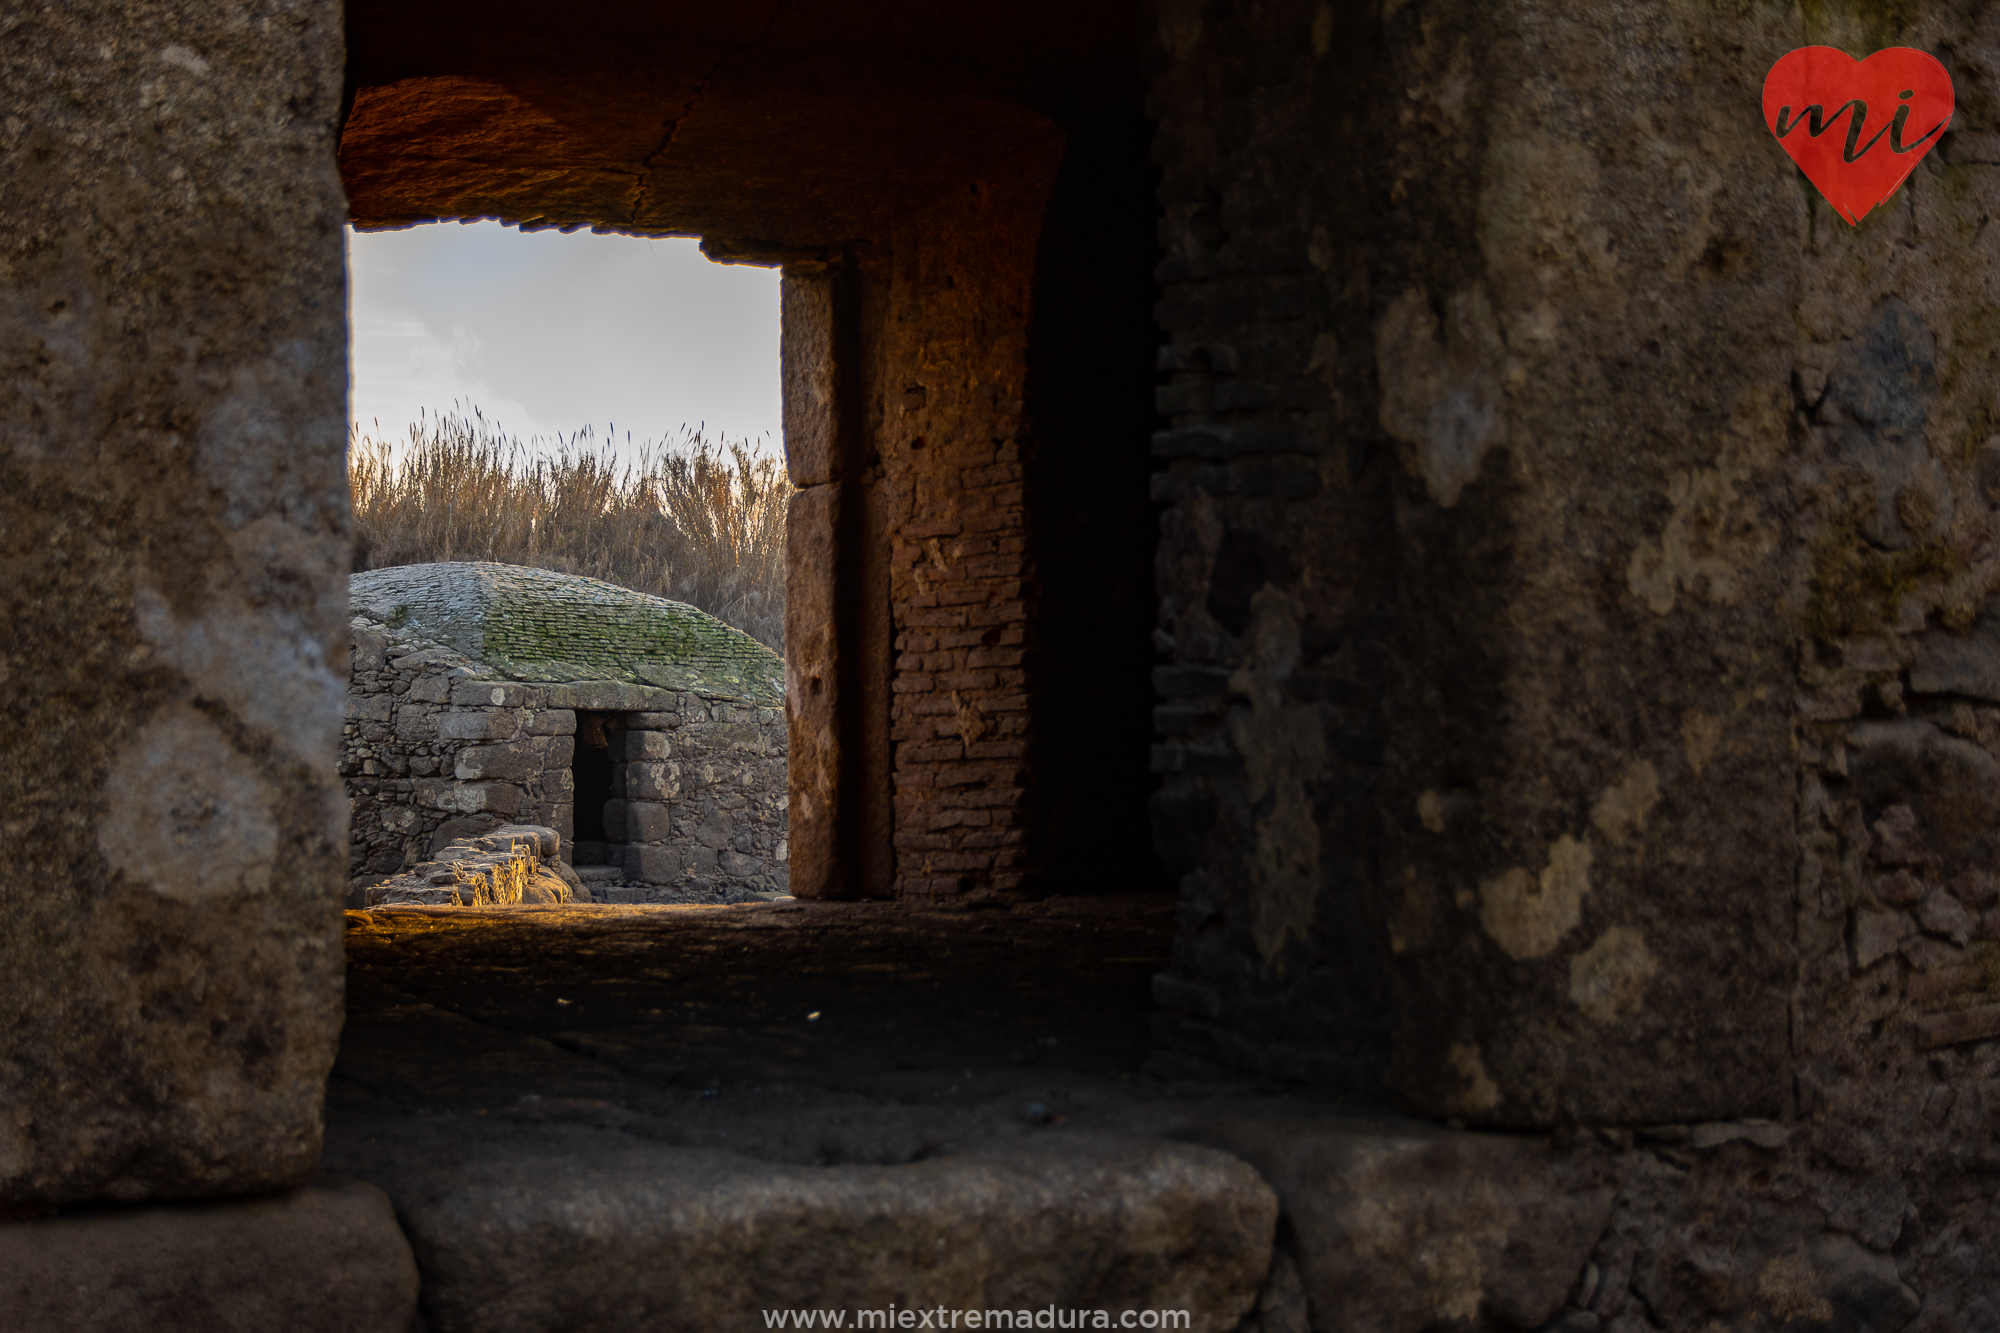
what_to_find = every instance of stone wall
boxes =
[0,0,350,1205]
[1145,0,1399,1091]
[343,617,575,887]
[343,615,788,901]
[1149,0,2000,1321]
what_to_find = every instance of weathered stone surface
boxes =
[0,1176,418,1332]
[1182,1117,1612,1333]
[1910,607,2000,701]
[0,0,349,1204]
[332,1120,1273,1333]
[372,825,577,907]
[786,479,844,899]
[352,563,782,702]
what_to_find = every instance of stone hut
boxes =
[343,562,787,903]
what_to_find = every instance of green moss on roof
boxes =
[350,562,783,705]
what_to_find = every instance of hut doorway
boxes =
[571,710,620,866]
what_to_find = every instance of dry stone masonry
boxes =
[363,824,584,907]
[344,563,787,904]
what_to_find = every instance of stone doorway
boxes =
[569,710,622,892]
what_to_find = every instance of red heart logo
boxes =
[1763,47,1954,225]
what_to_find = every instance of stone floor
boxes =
[7,898,1622,1333]
[328,894,1280,1159]
[324,895,1322,1331]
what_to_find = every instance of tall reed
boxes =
[349,407,788,649]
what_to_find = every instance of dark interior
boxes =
[570,711,615,858]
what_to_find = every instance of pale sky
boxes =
[345,221,782,460]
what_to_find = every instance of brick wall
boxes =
[878,169,1062,902]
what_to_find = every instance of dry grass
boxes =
[349,408,788,649]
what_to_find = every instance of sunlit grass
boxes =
[349,407,788,650]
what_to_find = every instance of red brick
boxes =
[937,583,993,606]
[902,744,966,763]
[930,809,992,829]
[927,852,996,872]
[900,610,969,628]
[890,676,935,693]
[941,788,1028,809]
[894,832,955,850]
[962,513,1022,535]
[965,740,1027,759]
[939,764,1024,787]
[967,648,1025,669]
[964,603,1026,626]
[938,672,999,691]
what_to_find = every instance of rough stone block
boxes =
[624,729,673,760]
[547,681,673,712]
[1180,1117,1612,1333]
[627,844,681,884]
[393,707,437,742]
[520,708,577,735]
[329,1122,1272,1332]
[451,679,533,708]
[629,710,681,727]
[457,782,524,817]
[626,762,680,801]
[627,801,672,843]
[719,850,764,879]
[430,816,505,855]
[406,671,457,704]
[455,742,545,782]
[351,628,389,673]
[0,1176,418,1332]
[344,694,393,722]
[438,709,519,741]
[602,799,629,842]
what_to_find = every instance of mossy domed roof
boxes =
[349,562,782,705]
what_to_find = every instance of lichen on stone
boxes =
[350,562,782,705]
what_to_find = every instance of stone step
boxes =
[0,1176,418,1332]
[573,865,624,883]
[324,1117,1276,1332]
